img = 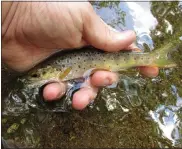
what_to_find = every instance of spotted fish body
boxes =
[24,43,176,87]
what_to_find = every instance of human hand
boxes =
[2,2,158,110]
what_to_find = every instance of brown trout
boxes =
[3,42,178,113]
[23,42,176,88]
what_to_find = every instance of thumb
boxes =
[83,5,136,52]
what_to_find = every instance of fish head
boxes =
[24,66,61,87]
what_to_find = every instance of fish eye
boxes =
[31,73,40,78]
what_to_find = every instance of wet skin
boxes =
[2,2,158,110]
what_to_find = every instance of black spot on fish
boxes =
[78,65,81,68]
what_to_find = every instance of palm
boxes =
[3,2,89,71]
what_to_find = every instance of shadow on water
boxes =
[2,1,182,148]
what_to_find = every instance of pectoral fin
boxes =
[59,67,72,80]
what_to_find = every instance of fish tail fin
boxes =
[151,43,177,68]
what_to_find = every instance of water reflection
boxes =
[2,1,182,148]
[149,84,182,146]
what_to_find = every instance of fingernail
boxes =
[56,83,66,98]
[103,78,111,86]
[91,88,98,99]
